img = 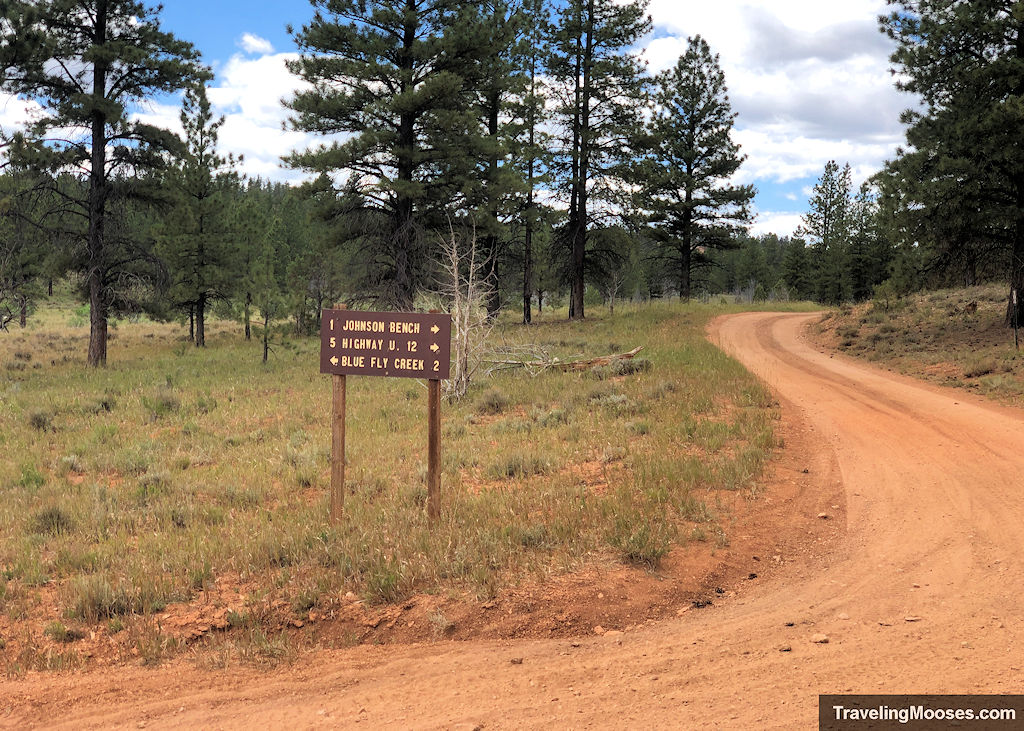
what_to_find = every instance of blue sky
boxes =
[3,1,910,237]
[158,1,309,68]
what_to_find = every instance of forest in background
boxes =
[1,0,1022,365]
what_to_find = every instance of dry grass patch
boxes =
[0,292,815,669]
[812,284,1024,403]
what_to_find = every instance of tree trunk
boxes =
[537,288,543,313]
[523,47,537,326]
[570,0,595,322]
[484,88,502,320]
[195,293,206,347]
[523,220,533,325]
[244,291,252,340]
[86,0,109,367]
[392,1,418,311]
[680,160,694,301]
[188,306,194,342]
[1007,180,1024,326]
[263,315,270,363]
[18,294,27,327]
[567,9,583,320]
[88,271,108,366]
[47,279,53,297]
[1007,19,1024,327]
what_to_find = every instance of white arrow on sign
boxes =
[430,324,440,334]
[430,343,439,353]
[330,356,339,366]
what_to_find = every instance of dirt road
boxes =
[5,311,1024,729]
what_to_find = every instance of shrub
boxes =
[65,575,133,620]
[535,408,570,427]
[28,411,54,432]
[362,554,406,604]
[592,358,653,379]
[44,622,84,644]
[963,357,997,378]
[141,390,180,420]
[17,464,46,490]
[29,506,74,536]
[605,516,671,569]
[486,453,551,479]
[476,388,509,415]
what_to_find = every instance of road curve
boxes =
[4,311,1024,729]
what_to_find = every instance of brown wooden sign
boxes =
[319,310,452,380]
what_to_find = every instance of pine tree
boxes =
[844,182,892,301]
[548,0,650,319]
[285,0,486,309]
[641,36,754,300]
[160,84,239,347]
[232,188,270,342]
[0,0,207,365]
[470,0,528,319]
[252,233,281,364]
[799,160,852,304]
[507,0,552,324]
[0,170,53,328]
[781,239,810,301]
[881,1,1024,321]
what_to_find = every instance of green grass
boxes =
[0,291,815,665]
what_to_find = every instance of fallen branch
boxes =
[553,346,644,372]
[484,346,644,376]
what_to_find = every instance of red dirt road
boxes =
[4,311,1024,729]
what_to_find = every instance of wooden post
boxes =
[330,304,347,525]
[1014,290,1019,351]
[426,309,442,523]
[427,377,441,523]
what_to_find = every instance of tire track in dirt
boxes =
[3,311,1023,729]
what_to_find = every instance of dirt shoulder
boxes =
[808,284,1024,406]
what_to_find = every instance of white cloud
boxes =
[207,52,329,180]
[750,211,804,238]
[238,33,274,56]
[643,0,908,202]
[0,94,43,132]
[128,52,331,183]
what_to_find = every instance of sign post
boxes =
[330,304,347,525]
[428,377,441,522]
[1014,290,1019,351]
[320,308,452,526]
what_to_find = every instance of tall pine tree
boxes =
[507,0,552,323]
[160,84,239,347]
[286,0,485,309]
[0,0,207,365]
[548,0,650,319]
[799,160,852,305]
[881,1,1024,322]
[641,36,754,300]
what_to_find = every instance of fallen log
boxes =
[484,346,644,376]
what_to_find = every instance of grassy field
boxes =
[813,283,1024,405]
[1,293,815,671]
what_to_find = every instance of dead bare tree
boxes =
[435,224,494,402]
